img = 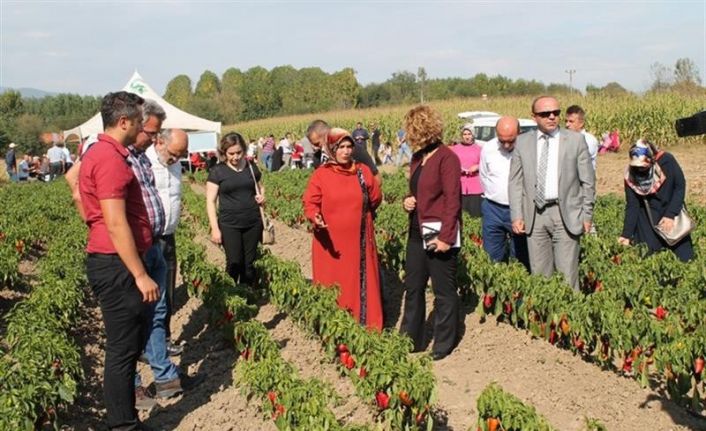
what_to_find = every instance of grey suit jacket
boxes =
[508,128,595,236]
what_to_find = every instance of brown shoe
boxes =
[155,372,206,399]
[135,386,157,411]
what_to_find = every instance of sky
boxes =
[1,1,704,96]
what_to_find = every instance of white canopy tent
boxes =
[63,71,221,145]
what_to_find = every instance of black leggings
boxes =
[220,223,262,286]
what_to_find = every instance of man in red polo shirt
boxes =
[79,91,159,431]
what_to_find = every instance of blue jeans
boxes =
[262,153,273,171]
[481,198,529,270]
[135,244,178,386]
[396,144,412,166]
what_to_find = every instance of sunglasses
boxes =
[534,109,561,118]
[629,146,652,158]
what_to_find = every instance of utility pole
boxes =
[418,67,427,104]
[565,69,576,96]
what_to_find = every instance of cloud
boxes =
[43,51,68,58]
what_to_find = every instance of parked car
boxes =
[457,111,537,143]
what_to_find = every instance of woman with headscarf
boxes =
[302,128,384,330]
[618,140,693,262]
[400,105,462,361]
[450,123,483,217]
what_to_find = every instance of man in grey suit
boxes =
[509,96,595,289]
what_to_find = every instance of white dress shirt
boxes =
[581,129,598,170]
[480,138,513,205]
[536,130,560,201]
[147,145,182,235]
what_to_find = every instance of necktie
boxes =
[535,134,550,209]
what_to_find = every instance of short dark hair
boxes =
[219,132,247,160]
[566,105,586,120]
[306,119,329,138]
[101,91,144,128]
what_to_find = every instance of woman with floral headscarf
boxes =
[302,128,384,329]
[618,140,693,261]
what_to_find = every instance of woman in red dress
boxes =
[302,128,384,330]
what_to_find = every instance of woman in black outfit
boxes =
[206,132,266,285]
[618,140,693,262]
[399,105,462,361]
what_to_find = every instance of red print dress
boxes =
[302,162,383,330]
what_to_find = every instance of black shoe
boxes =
[155,372,206,399]
[167,341,184,356]
[431,351,451,361]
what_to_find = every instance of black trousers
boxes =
[220,223,262,286]
[400,229,460,355]
[86,254,150,430]
[462,194,482,218]
[155,234,177,339]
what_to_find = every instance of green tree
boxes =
[163,75,192,109]
[13,113,45,156]
[240,66,277,120]
[220,68,245,124]
[194,70,221,99]
[329,67,359,110]
[0,90,24,118]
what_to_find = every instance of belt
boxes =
[544,199,558,206]
[486,199,509,208]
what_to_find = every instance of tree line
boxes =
[1,58,702,157]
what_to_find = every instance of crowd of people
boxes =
[3,140,77,182]
[0,91,693,431]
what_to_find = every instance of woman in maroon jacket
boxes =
[400,105,462,361]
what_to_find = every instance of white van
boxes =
[457,111,537,143]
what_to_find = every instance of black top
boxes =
[271,147,284,171]
[207,162,262,229]
[622,152,693,261]
[409,163,423,233]
[371,129,381,147]
[353,142,379,175]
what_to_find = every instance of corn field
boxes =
[226,93,706,149]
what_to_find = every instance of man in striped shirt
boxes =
[127,100,203,409]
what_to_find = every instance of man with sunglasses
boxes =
[146,129,188,357]
[509,96,595,290]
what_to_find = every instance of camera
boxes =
[675,111,706,137]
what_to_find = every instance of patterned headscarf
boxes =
[624,140,665,196]
[322,127,354,165]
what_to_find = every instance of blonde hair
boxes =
[403,105,443,151]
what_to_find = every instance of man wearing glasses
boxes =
[127,102,203,410]
[146,129,188,357]
[509,96,595,290]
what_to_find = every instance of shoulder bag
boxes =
[248,162,275,244]
[642,197,695,246]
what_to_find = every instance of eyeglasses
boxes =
[143,130,160,139]
[534,110,561,118]
[498,139,516,145]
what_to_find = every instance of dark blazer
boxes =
[409,144,461,244]
[622,151,693,261]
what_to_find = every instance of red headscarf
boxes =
[322,127,355,168]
